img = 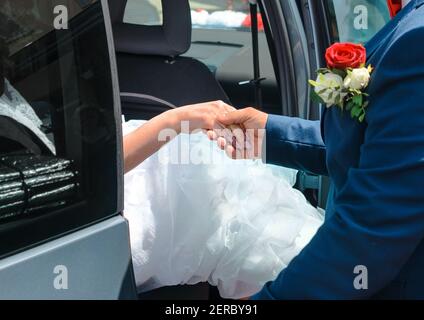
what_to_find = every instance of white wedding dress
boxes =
[123,120,324,299]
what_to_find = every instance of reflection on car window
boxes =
[0,0,95,55]
[0,0,119,236]
[123,0,262,31]
[326,0,390,44]
[124,0,163,25]
[190,0,258,31]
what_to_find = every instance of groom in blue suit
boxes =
[216,0,424,299]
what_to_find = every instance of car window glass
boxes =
[190,0,257,31]
[123,0,261,31]
[0,0,120,256]
[123,0,163,25]
[326,0,391,44]
[1,0,95,55]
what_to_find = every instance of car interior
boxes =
[107,0,282,299]
[108,0,279,121]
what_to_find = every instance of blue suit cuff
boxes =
[265,114,291,166]
[264,114,327,176]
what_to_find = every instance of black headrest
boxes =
[109,0,192,57]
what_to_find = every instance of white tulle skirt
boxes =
[123,120,324,299]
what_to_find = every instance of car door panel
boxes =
[0,216,135,300]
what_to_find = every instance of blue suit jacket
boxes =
[253,0,424,299]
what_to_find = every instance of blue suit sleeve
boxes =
[265,115,328,176]
[253,26,424,299]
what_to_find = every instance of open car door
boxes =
[0,0,136,299]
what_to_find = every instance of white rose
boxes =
[314,73,346,106]
[343,67,371,90]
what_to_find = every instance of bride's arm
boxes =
[123,101,233,173]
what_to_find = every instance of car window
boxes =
[0,0,121,257]
[325,0,391,44]
[124,0,163,25]
[190,0,258,31]
[1,0,95,55]
[121,1,278,114]
[123,0,261,31]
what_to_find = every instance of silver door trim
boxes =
[101,0,124,213]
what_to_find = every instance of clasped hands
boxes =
[176,101,268,160]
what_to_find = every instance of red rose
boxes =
[325,43,366,69]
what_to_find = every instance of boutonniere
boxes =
[309,43,373,123]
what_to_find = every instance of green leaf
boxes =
[345,100,354,111]
[309,80,319,87]
[351,105,362,118]
[310,89,325,104]
[352,94,363,106]
[363,101,370,109]
[331,68,347,78]
[359,112,366,122]
[356,108,363,118]
[316,68,330,74]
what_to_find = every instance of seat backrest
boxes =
[109,0,230,120]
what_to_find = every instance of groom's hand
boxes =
[208,107,268,159]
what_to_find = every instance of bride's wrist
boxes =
[162,108,184,134]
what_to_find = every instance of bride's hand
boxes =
[172,100,235,133]
[123,100,234,173]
